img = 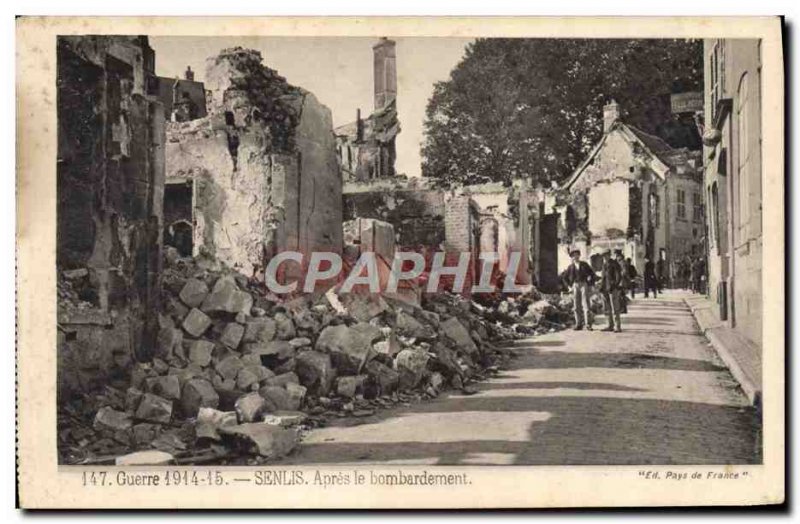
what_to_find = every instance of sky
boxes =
[150,36,474,178]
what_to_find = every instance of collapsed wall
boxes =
[57,36,165,398]
[165,48,342,276]
[342,179,542,286]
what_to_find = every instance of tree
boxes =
[421,39,702,187]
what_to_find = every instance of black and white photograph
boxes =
[15,15,784,509]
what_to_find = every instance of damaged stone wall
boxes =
[57,36,165,399]
[165,48,342,276]
[343,179,542,286]
[343,182,446,248]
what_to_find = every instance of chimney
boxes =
[184,66,194,81]
[356,108,364,142]
[603,100,620,133]
[373,37,397,110]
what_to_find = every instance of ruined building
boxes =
[338,38,546,290]
[556,100,704,275]
[57,36,166,396]
[163,48,343,276]
[154,66,208,123]
[335,38,400,181]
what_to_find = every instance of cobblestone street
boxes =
[284,291,762,465]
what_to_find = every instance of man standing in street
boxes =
[599,249,623,332]
[560,249,595,331]
[625,257,638,299]
[656,251,667,293]
[614,250,629,314]
[644,256,658,298]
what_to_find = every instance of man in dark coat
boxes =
[656,254,666,292]
[625,257,638,299]
[599,250,623,332]
[560,249,596,330]
[644,256,658,298]
[614,250,630,314]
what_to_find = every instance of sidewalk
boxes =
[683,292,762,407]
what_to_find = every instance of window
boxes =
[737,73,751,231]
[676,189,686,220]
[693,192,703,223]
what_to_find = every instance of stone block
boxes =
[288,337,312,349]
[94,406,133,433]
[182,308,212,338]
[235,392,267,423]
[396,310,436,340]
[144,375,182,401]
[273,312,296,340]
[285,383,306,410]
[243,340,294,359]
[235,367,261,391]
[258,385,292,412]
[135,393,173,424]
[131,422,160,446]
[125,387,144,413]
[219,322,245,349]
[215,355,244,381]
[187,339,214,367]
[201,276,253,315]
[336,375,366,398]
[365,360,399,394]
[156,327,183,360]
[243,317,277,344]
[394,348,429,390]
[179,278,209,308]
[295,350,336,395]
[180,378,219,417]
[263,371,300,388]
[195,407,238,441]
[440,317,478,354]
[315,323,381,374]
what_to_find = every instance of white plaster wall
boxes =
[588,180,630,237]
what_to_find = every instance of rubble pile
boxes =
[57,268,97,310]
[471,290,577,335]
[60,252,577,466]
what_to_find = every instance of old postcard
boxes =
[16,16,784,508]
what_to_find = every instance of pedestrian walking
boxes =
[681,257,692,290]
[626,257,638,299]
[614,250,629,314]
[689,257,698,293]
[560,249,596,331]
[599,249,623,332]
[656,254,666,292]
[697,257,706,294]
[644,256,658,298]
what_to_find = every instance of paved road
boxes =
[283,291,762,465]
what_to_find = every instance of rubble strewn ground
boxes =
[57,251,577,465]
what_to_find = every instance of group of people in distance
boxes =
[560,249,667,333]
[674,255,707,295]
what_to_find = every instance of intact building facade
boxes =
[702,39,762,348]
